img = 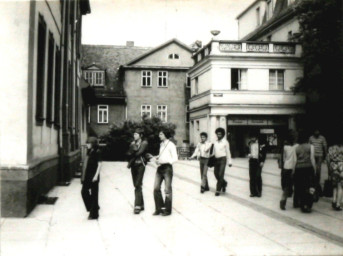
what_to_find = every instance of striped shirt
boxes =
[309,135,327,157]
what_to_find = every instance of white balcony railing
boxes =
[194,40,302,63]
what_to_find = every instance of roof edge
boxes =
[125,38,193,66]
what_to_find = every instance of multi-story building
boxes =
[237,0,299,41]
[81,42,151,136]
[188,40,304,157]
[0,0,91,217]
[121,39,194,146]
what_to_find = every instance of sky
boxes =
[82,0,254,47]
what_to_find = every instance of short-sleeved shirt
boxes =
[309,135,327,157]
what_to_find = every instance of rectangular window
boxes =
[186,105,190,123]
[267,0,273,20]
[84,71,93,85]
[36,15,47,122]
[157,71,168,87]
[231,69,247,90]
[141,105,151,118]
[194,77,199,95]
[84,71,104,86]
[186,76,191,88]
[54,47,61,127]
[256,7,260,26]
[97,105,108,124]
[46,32,55,124]
[269,70,284,90]
[157,105,167,122]
[141,71,152,87]
[94,71,104,86]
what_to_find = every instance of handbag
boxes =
[207,144,215,168]
[323,179,333,197]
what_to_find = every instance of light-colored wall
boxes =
[190,60,302,94]
[30,1,62,161]
[0,2,30,165]
[238,1,266,40]
[125,69,189,145]
[134,43,193,67]
[261,18,299,41]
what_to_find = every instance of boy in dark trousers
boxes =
[248,134,267,197]
[81,137,101,220]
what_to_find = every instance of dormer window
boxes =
[168,53,179,59]
[84,70,105,86]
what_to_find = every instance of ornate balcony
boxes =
[194,40,301,63]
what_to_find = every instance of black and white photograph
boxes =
[1,0,343,255]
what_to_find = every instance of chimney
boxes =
[126,41,134,47]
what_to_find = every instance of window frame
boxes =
[97,105,109,124]
[157,105,168,122]
[141,70,152,87]
[141,105,152,119]
[84,70,105,87]
[231,69,248,90]
[157,71,168,88]
[269,69,285,91]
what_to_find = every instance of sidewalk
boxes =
[1,159,343,256]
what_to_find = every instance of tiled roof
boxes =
[81,45,151,97]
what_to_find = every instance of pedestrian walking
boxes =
[81,137,101,220]
[212,128,232,196]
[127,129,148,214]
[294,131,316,213]
[248,133,267,198]
[279,132,297,210]
[309,128,328,199]
[327,139,343,211]
[152,129,178,216]
[189,132,212,193]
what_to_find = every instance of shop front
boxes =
[228,115,289,158]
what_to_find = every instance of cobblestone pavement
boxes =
[1,159,343,256]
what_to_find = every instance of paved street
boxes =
[1,159,343,256]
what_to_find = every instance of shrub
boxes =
[100,116,177,161]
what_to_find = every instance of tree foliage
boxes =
[100,117,177,161]
[294,0,343,142]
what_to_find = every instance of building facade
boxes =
[188,40,304,157]
[0,0,90,217]
[237,0,299,41]
[121,39,194,146]
[81,43,151,136]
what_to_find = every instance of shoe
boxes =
[88,214,99,220]
[141,206,145,211]
[334,205,343,211]
[256,193,261,198]
[301,206,311,213]
[215,192,220,196]
[250,194,256,197]
[280,200,286,210]
[162,211,171,216]
[332,202,336,209]
[200,186,205,193]
[134,208,141,214]
[205,187,210,191]
[222,182,227,192]
[152,211,161,216]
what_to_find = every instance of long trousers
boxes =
[214,157,227,192]
[81,181,99,217]
[154,164,173,213]
[199,157,209,189]
[249,159,262,196]
[131,164,145,208]
[293,167,314,210]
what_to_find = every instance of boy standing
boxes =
[81,137,101,220]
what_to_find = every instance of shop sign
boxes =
[260,128,274,134]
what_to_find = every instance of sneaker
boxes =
[280,200,286,210]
